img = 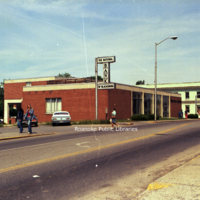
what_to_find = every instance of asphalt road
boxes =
[1,121,200,200]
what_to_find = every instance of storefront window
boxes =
[144,93,152,115]
[163,96,169,117]
[156,95,161,117]
[132,92,142,114]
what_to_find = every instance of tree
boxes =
[90,75,103,81]
[57,73,71,78]
[0,80,4,89]
[136,80,145,85]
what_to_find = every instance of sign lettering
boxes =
[98,83,115,89]
[97,56,115,64]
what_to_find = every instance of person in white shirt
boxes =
[111,108,119,129]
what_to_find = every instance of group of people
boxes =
[17,104,34,134]
[178,109,188,119]
[17,106,118,134]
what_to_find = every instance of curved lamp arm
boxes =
[156,36,178,46]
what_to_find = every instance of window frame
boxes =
[26,82,32,86]
[185,105,190,113]
[197,92,200,98]
[185,92,189,99]
[46,98,62,114]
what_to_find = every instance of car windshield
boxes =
[54,112,69,115]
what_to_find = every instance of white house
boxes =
[137,82,200,117]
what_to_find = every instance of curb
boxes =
[0,132,57,141]
[124,123,134,125]
[139,153,200,199]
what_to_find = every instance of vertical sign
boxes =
[103,63,110,83]
[95,56,116,120]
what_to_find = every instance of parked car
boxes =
[51,111,71,126]
[22,115,38,127]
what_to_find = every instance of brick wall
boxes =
[4,81,48,100]
[22,88,131,122]
[98,90,109,120]
[170,97,182,117]
[32,81,47,86]
[4,82,26,99]
[8,117,17,124]
[22,89,97,122]
[108,89,131,120]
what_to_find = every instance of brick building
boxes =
[4,76,181,124]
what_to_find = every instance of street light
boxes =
[155,36,178,121]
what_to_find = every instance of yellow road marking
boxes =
[155,123,188,134]
[0,123,190,174]
[147,182,174,190]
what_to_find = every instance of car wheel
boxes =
[35,123,38,127]
[52,123,55,126]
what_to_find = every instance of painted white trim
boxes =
[4,99,22,124]
[116,84,181,97]
[141,82,200,88]
[23,83,96,92]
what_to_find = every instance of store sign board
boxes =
[97,56,115,64]
[98,83,115,89]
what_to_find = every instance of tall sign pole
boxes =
[95,56,116,120]
[95,57,98,120]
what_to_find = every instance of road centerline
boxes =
[0,123,190,174]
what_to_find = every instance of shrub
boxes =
[188,114,198,118]
[131,114,148,121]
[45,121,52,125]
[131,114,160,121]
[76,120,110,124]
[99,120,110,124]
[147,114,160,120]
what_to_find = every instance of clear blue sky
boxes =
[0,0,200,85]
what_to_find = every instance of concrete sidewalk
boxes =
[138,155,200,199]
[0,128,57,140]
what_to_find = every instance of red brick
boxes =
[22,88,131,122]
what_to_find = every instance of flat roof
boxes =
[22,82,181,97]
[143,82,200,88]
[4,76,57,83]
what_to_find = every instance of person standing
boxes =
[17,106,24,133]
[25,104,34,134]
[111,108,119,129]
[185,109,188,119]
[178,109,183,118]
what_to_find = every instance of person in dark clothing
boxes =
[185,109,188,119]
[178,109,183,118]
[17,106,24,133]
